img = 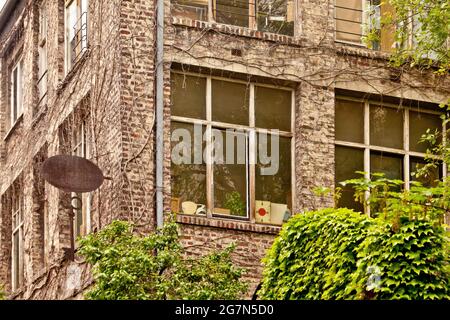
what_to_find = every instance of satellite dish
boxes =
[42,155,105,193]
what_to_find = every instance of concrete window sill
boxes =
[3,113,24,141]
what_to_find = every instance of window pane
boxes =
[410,157,441,187]
[409,111,442,153]
[212,79,249,125]
[257,0,294,36]
[335,99,364,143]
[172,0,208,21]
[256,135,291,225]
[255,86,291,131]
[335,146,364,212]
[370,105,403,149]
[335,0,363,43]
[213,129,248,218]
[171,122,207,214]
[13,232,19,288]
[215,0,249,27]
[171,73,206,119]
[370,152,403,180]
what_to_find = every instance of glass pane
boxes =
[409,111,442,153]
[370,152,403,180]
[370,105,403,149]
[172,0,208,21]
[335,146,364,212]
[335,99,364,143]
[171,122,207,214]
[213,128,248,218]
[255,86,291,131]
[257,0,294,36]
[410,157,441,187]
[171,73,206,119]
[335,0,363,43]
[215,0,249,27]
[256,135,291,225]
[212,79,249,125]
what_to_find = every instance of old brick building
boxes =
[0,0,448,299]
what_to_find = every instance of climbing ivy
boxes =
[78,218,248,300]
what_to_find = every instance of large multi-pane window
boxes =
[335,0,395,51]
[71,121,91,238]
[65,0,88,72]
[10,58,24,126]
[170,72,293,225]
[335,97,445,211]
[172,0,295,36]
[38,2,48,108]
[11,186,24,291]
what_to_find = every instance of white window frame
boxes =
[71,121,91,238]
[11,187,24,292]
[335,95,447,214]
[10,59,23,126]
[64,0,88,74]
[171,71,296,224]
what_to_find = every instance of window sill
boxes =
[335,41,391,61]
[3,114,23,141]
[31,104,48,128]
[176,214,282,235]
[57,48,90,95]
[172,17,301,47]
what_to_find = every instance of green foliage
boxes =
[78,219,248,300]
[370,0,450,72]
[259,208,371,299]
[0,286,4,300]
[224,191,246,216]
[259,208,449,300]
[348,217,450,299]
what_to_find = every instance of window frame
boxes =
[335,95,447,213]
[64,0,88,74]
[38,1,48,108]
[170,71,296,224]
[10,58,23,127]
[11,186,24,292]
[173,0,297,36]
[71,121,91,239]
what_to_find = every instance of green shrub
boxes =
[78,219,248,300]
[259,208,449,300]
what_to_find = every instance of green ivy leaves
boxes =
[258,208,449,300]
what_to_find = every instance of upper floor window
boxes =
[335,96,445,212]
[172,0,295,36]
[65,0,88,72]
[335,0,395,51]
[38,2,48,108]
[10,58,24,126]
[71,121,91,239]
[11,186,24,291]
[170,72,294,225]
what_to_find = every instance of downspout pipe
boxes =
[155,0,164,229]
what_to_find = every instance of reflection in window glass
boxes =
[171,73,206,119]
[212,79,249,125]
[410,157,441,187]
[370,105,403,149]
[255,86,291,131]
[257,0,294,36]
[409,111,442,153]
[213,129,248,217]
[335,99,364,143]
[256,135,291,223]
[335,146,364,212]
[171,122,207,213]
[172,0,209,21]
[370,152,403,180]
[215,0,249,27]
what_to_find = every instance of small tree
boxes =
[78,218,248,300]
